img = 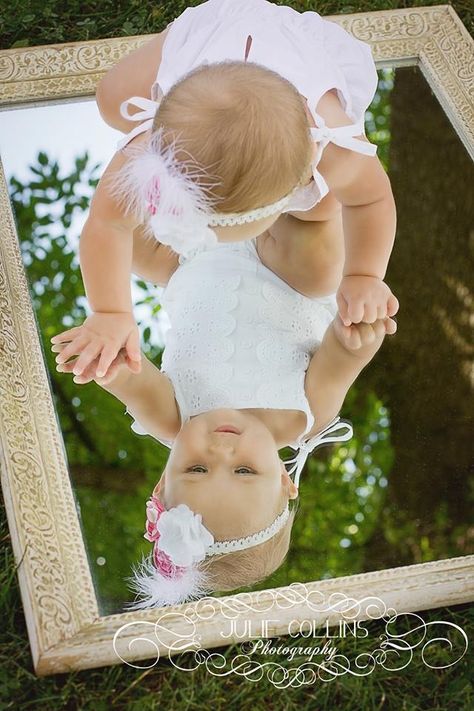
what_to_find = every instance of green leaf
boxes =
[11,39,29,48]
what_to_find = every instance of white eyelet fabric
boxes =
[127,239,337,449]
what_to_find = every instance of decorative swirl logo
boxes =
[112,585,468,687]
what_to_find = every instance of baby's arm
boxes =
[314,91,398,325]
[305,315,396,433]
[53,139,147,377]
[96,24,172,132]
[55,345,180,442]
[81,147,139,312]
[132,224,179,286]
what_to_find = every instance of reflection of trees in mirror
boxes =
[9,153,170,614]
[9,66,472,612]
[366,68,393,170]
[356,65,474,571]
[9,147,396,613]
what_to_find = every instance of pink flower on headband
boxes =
[144,496,187,578]
[127,495,215,609]
[144,494,166,542]
[153,547,185,578]
[146,176,184,218]
[143,495,214,580]
[146,177,161,216]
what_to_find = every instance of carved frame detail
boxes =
[0,5,473,675]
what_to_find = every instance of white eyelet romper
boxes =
[127,239,337,447]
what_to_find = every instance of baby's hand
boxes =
[54,346,130,385]
[51,311,141,378]
[336,275,399,326]
[334,313,397,351]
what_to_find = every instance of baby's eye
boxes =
[188,465,207,473]
[235,467,256,475]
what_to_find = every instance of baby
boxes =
[51,0,400,608]
[52,0,398,382]
[53,211,397,609]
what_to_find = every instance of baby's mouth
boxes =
[214,426,241,435]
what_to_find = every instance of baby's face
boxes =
[156,409,298,539]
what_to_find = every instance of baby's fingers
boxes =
[387,293,399,318]
[347,298,365,325]
[51,326,84,344]
[345,325,362,349]
[95,351,133,384]
[356,322,377,346]
[126,356,142,374]
[71,342,104,376]
[362,302,378,324]
[367,319,388,339]
[55,335,90,364]
[95,361,123,385]
[369,317,397,340]
[95,343,121,379]
[336,291,351,327]
[56,357,95,384]
[384,317,397,335]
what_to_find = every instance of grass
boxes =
[0,0,473,49]
[1,0,473,708]
[1,491,473,709]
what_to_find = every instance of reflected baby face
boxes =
[154,409,298,539]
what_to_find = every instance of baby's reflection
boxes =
[53,214,396,608]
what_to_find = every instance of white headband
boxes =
[126,415,353,610]
[113,95,304,256]
[125,497,290,610]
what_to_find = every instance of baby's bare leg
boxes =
[132,225,179,286]
[255,211,344,298]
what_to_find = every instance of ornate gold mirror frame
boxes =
[0,5,473,675]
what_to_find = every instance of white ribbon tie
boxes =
[286,415,354,489]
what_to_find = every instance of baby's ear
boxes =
[152,473,166,499]
[280,461,298,500]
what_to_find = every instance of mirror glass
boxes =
[1,65,472,615]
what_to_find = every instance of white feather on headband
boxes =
[124,552,213,610]
[123,497,216,610]
[110,127,221,257]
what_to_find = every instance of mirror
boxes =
[0,65,472,619]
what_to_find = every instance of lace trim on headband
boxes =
[207,186,299,226]
[205,502,290,556]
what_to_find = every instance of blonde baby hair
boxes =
[153,60,314,214]
[156,476,299,594]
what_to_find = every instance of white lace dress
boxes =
[127,239,338,449]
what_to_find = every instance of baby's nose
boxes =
[208,440,236,455]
